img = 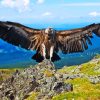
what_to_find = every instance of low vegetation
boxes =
[52,78,100,100]
[52,55,100,100]
[0,54,100,100]
[25,92,38,100]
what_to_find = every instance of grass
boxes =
[25,92,38,100]
[80,62,100,76]
[52,92,100,100]
[52,78,100,100]
[53,57,100,100]
[0,55,100,100]
[58,58,100,76]
[0,68,23,82]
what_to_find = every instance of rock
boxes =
[5,89,15,100]
[94,66,100,72]
[55,73,63,79]
[1,57,100,99]
[0,60,73,100]
[48,91,56,98]
[53,82,64,93]
[53,82,73,93]
[63,74,69,79]
[45,76,57,83]
[43,59,55,67]
[64,83,73,92]
[88,76,100,84]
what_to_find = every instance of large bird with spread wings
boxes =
[0,21,100,62]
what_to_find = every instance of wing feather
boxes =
[0,21,44,50]
[56,23,100,54]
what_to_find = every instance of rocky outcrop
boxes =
[0,58,100,100]
[0,60,73,100]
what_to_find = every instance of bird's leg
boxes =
[42,43,46,60]
[50,46,54,61]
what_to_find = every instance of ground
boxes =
[0,55,100,100]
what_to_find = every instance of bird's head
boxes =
[45,27,55,34]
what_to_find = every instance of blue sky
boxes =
[0,0,100,25]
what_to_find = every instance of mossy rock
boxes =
[44,70,54,77]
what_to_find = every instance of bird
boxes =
[0,21,100,62]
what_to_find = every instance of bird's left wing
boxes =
[0,21,44,50]
[55,23,100,54]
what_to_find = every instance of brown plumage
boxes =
[0,21,100,62]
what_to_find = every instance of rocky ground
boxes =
[0,56,100,100]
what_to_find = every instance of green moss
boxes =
[44,70,54,77]
[80,62,100,75]
[53,78,100,100]
[52,91,100,100]
[65,78,88,85]
[52,92,86,100]
[53,58,100,100]
[25,92,38,100]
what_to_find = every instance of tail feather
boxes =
[32,52,44,62]
[51,52,61,62]
[32,52,61,62]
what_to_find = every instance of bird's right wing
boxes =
[55,23,100,54]
[0,21,44,50]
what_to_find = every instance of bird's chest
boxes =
[44,34,55,45]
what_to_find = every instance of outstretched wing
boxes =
[56,23,100,54]
[0,21,44,50]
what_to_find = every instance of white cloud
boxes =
[1,0,14,8]
[0,0,30,13]
[89,12,100,17]
[37,0,44,4]
[42,12,52,16]
[63,3,100,6]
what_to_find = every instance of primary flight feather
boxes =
[0,21,100,62]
